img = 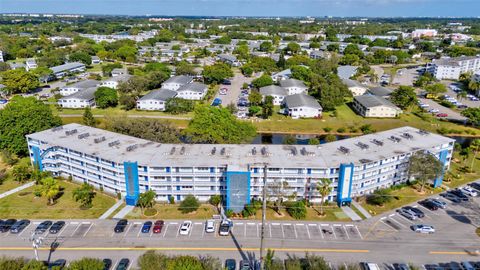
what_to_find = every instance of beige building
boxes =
[353,95,401,118]
[342,79,368,96]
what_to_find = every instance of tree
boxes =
[277,52,286,69]
[184,106,257,144]
[425,83,447,96]
[1,69,40,95]
[0,149,18,166]
[408,151,444,192]
[469,139,480,171]
[262,95,274,119]
[94,87,118,108]
[390,86,417,110]
[69,51,92,65]
[165,98,195,114]
[285,201,306,219]
[105,116,181,143]
[344,44,363,57]
[82,107,96,127]
[12,164,31,183]
[101,63,122,76]
[138,190,156,210]
[117,76,148,97]
[291,65,312,82]
[285,42,301,55]
[156,29,175,42]
[119,94,137,110]
[366,188,392,206]
[202,63,233,84]
[316,178,332,215]
[72,183,96,209]
[0,96,61,156]
[115,45,137,62]
[208,195,222,212]
[461,108,480,126]
[175,62,196,76]
[311,74,351,111]
[251,74,273,89]
[179,194,200,214]
[308,138,320,145]
[248,90,263,106]
[283,135,296,145]
[259,41,273,52]
[38,177,60,205]
[468,80,480,93]
[67,258,104,270]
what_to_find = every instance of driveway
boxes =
[215,71,255,107]
[392,67,419,87]
[417,97,468,122]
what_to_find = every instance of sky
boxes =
[1,0,479,17]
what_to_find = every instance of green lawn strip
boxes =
[349,203,367,220]
[126,204,216,220]
[0,157,31,193]
[249,205,350,221]
[0,180,116,219]
[107,202,125,219]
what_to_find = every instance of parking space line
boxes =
[397,215,415,224]
[57,222,69,237]
[162,224,169,238]
[355,226,363,239]
[317,225,324,239]
[18,223,33,237]
[389,217,407,228]
[256,223,260,238]
[331,226,337,239]
[305,224,311,239]
[269,224,272,238]
[122,222,133,239]
[70,222,82,237]
[293,224,297,239]
[83,223,93,237]
[280,224,285,238]
[343,225,350,239]
[380,220,398,231]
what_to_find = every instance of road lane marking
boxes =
[429,251,471,255]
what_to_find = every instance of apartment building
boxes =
[353,95,402,118]
[27,124,454,212]
[428,56,480,80]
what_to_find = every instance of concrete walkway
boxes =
[112,205,135,219]
[99,200,124,220]
[0,181,35,199]
[351,200,372,219]
[341,206,363,221]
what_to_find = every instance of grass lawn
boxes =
[60,116,190,130]
[0,180,116,219]
[126,204,217,220]
[245,205,350,221]
[0,157,31,194]
[53,105,194,118]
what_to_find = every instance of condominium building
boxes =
[428,56,480,80]
[27,124,454,212]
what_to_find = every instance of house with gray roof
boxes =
[136,88,178,111]
[368,86,393,98]
[342,78,368,96]
[271,69,292,81]
[283,94,322,119]
[217,54,241,67]
[100,74,132,90]
[25,58,37,71]
[50,62,86,78]
[58,87,97,109]
[260,85,288,105]
[353,95,401,118]
[60,80,99,96]
[337,65,358,80]
[111,68,127,77]
[162,75,194,91]
[176,82,208,100]
[279,79,308,95]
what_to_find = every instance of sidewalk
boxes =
[0,181,35,200]
[98,200,124,219]
[341,206,362,221]
[112,205,135,219]
[351,200,372,219]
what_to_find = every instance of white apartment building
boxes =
[283,94,322,119]
[58,87,97,108]
[136,89,177,111]
[60,80,99,96]
[353,95,402,118]
[428,56,480,80]
[411,29,438,39]
[162,75,194,91]
[279,79,308,95]
[100,74,132,90]
[259,85,287,105]
[176,82,208,100]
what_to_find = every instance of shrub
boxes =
[323,127,332,132]
[283,135,297,145]
[225,209,234,218]
[366,188,393,206]
[169,196,175,204]
[179,194,200,213]
[285,201,307,219]
[360,124,375,134]
[337,127,346,133]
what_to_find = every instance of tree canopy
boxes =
[105,116,181,143]
[1,69,40,95]
[390,86,417,110]
[94,87,118,108]
[202,63,233,84]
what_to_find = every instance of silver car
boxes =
[398,208,417,220]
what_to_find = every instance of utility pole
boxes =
[259,163,268,268]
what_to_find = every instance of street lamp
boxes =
[29,232,43,261]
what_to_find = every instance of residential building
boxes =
[271,69,293,81]
[60,80,99,96]
[100,74,132,90]
[353,95,402,118]
[58,87,97,108]
[283,94,322,119]
[176,82,208,100]
[91,56,102,64]
[260,85,288,105]
[25,58,37,71]
[367,86,393,98]
[337,65,358,80]
[342,79,368,96]
[136,89,177,111]
[473,70,480,96]
[27,123,454,210]
[309,50,329,60]
[9,62,25,70]
[217,54,241,67]
[427,56,480,80]
[411,29,438,39]
[162,75,194,91]
[0,50,4,62]
[279,79,308,95]
[50,62,86,78]
[111,68,127,77]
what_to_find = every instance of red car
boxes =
[153,220,164,233]
[436,113,448,117]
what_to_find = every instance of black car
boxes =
[114,219,128,233]
[469,182,480,191]
[225,259,236,270]
[49,221,66,234]
[0,219,17,233]
[49,259,66,269]
[35,220,53,234]
[419,200,439,211]
[222,79,232,85]
[441,192,462,203]
[449,190,469,201]
[403,206,425,218]
[116,258,130,270]
[103,258,112,270]
[393,263,410,270]
[10,219,30,234]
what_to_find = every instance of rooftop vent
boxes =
[94,136,106,144]
[65,129,78,136]
[372,139,384,146]
[357,142,369,150]
[220,147,226,156]
[389,136,401,143]
[252,147,257,155]
[126,144,138,152]
[52,126,63,132]
[108,140,120,147]
[211,147,216,155]
[180,146,186,155]
[339,146,350,155]
[77,133,90,139]
[417,129,429,136]
[170,147,176,155]
[401,132,413,140]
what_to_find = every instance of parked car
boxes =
[403,206,425,218]
[103,258,112,270]
[360,262,381,270]
[225,259,236,270]
[116,258,130,270]
[222,79,232,85]
[179,221,192,235]
[0,219,17,232]
[411,224,435,233]
[436,113,448,117]
[449,189,469,201]
[49,259,66,269]
[153,220,164,234]
[461,262,475,270]
[469,182,480,191]
[141,221,153,233]
[10,219,30,234]
[212,98,222,106]
[461,186,478,197]
[0,99,8,104]
[240,260,251,270]
[429,198,447,209]
[205,220,215,233]
[441,192,462,203]
[419,200,439,211]
[114,219,128,233]
[393,264,410,270]
[49,221,66,234]
[35,220,53,234]
[397,208,417,220]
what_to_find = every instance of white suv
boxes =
[205,220,215,233]
[179,221,192,235]
[461,186,478,197]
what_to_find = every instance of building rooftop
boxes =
[342,78,365,88]
[337,65,358,80]
[354,95,399,109]
[284,94,322,109]
[260,85,287,96]
[368,86,393,97]
[217,54,238,62]
[164,75,193,85]
[432,56,480,67]
[177,82,208,93]
[138,88,177,101]
[50,62,85,74]
[279,79,307,89]
[62,80,99,90]
[103,74,132,83]
[59,87,97,101]
[28,123,454,170]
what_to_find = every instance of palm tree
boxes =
[316,178,332,215]
[468,80,480,93]
[39,177,60,205]
[137,190,156,210]
[470,139,480,171]
[72,183,96,208]
[456,91,468,102]
[459,72,472,83]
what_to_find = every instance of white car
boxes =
[179,221,192,235]
[411,224,435,234]
[205,220,215,233]
[461,186,478,197]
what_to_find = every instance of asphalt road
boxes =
[215,71,255,107]
[417,97,468,122]
[2,193,480,267]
